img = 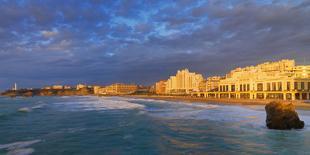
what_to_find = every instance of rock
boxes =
[265,101,304,130]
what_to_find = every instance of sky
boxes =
[0,0,310,90]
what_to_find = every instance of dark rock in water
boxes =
[265,101,304,130]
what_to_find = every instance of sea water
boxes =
[0,96,310,155]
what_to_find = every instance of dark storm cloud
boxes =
[0,0,309,90]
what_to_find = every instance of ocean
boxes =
[0,96,310,155]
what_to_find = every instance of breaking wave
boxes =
[0,139,41,155]
[53,97,145,111]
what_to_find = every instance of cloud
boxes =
[0,0,309,90]
[41,30,58,38]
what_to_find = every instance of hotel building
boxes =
[165,69,204,94]
[194,59,310,100]
[155,80,167,94]
[94,83,138,95]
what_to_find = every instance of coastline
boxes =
[124,95,310,110]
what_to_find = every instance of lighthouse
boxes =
[12,83,17,91]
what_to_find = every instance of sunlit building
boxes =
[64,85,72,89]
[51,85,63,90]
[194,59,310,100]
[166,69,204,94]
[94,83,138,95]
[206,76,222,92]
[76,84,87,90]
[93,86,104,94]
[155,80,166,94]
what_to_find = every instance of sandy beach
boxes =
[125,95,310,110]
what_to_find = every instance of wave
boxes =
[0,139,41,155]
[31,104,46,109]
[18,107,32,113]
[53,97,145,111]
[7,148,34,155]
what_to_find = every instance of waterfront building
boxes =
[51,85,63,90]
[206,76,222,92]
[94,83,138,95]
[76,84,87,90]
[93,86,105,94]
[105,83,138,95]
[166,69,204,94]
[64,85,72,89]
[193,59,310,100]
[155,80,166,94]
[43,86,52,90]
[198,80,207,92]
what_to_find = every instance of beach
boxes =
[125,95,310,110]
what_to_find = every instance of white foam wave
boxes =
[0,139,40,155]
[31,104,46,109]
[53,97,145,111]
[7,148,34,155]
[119,97,172,104]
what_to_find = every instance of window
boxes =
[272,82,276,91]
[278,82,282,91]
[287,82,291,91]
[226,85,229,92]
[257,83,263,91]
[240,84,243,91]
[231,85,235,92]
[267,83,271,91]
[247,84,250,91]
[301,82,305,90]
[308,82,310,91]
[294,82,298,90]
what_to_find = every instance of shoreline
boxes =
[124,95,310,110]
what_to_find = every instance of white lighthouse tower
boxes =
[12,83,17,91]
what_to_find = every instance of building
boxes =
[94,83,138,95]
[43,86,52,90]
[206,76,222,92]
[93,86,105,94]
[51,85,63,90]
[166,69,204,94]
[155,80,166,94]
[198,80,206,92]
[76,84,87,90]
[64,85,72,89]
[193,59,310,100]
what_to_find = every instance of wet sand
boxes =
[124,95,310,110]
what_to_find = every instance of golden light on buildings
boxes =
[192,59,310,100]
[155,59,310,101]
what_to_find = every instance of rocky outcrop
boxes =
[265,101,304,130]
[1,87,94,97]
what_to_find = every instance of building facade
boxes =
[94,83,138,95]
[193,59,310,100]
[206,76,222,92]
[155,80,166,94]
[166,69,204,94]
[76,84,87,90]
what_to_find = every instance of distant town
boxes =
[2,59,310,101]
